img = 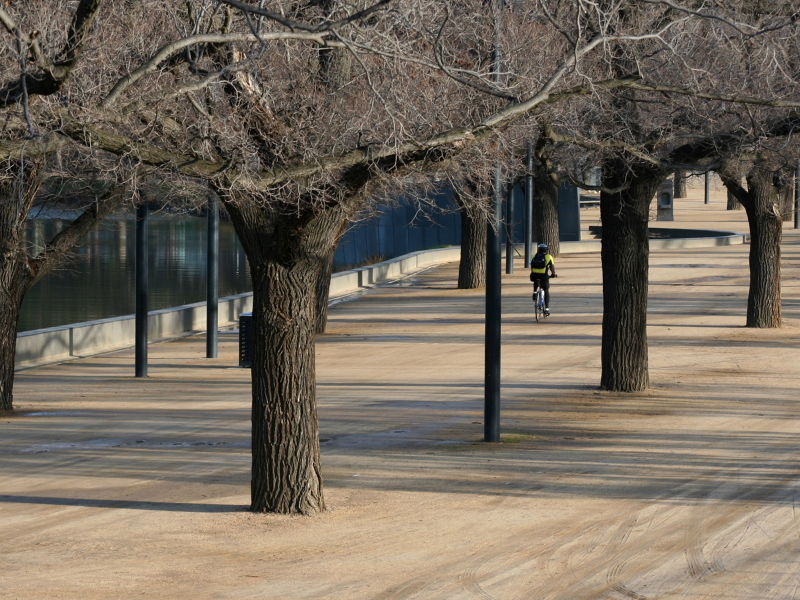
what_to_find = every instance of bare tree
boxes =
[6,0,797,512]
[54,0,664,514]
[531,0,800,391]
[720,159,795,328]
[0,1,129,411]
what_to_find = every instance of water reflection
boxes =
[20,216,251,332]
[21,195,466,333]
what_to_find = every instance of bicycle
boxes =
[533,287,548,322]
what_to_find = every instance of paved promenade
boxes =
[4,181,800,599]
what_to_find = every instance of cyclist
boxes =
[530,243,557,316]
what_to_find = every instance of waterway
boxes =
[20,191,466,333]
[20,217,251,333]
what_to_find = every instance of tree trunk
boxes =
[0,273,25,411]
[249,256,325,514]
[673,169,686,198]
[727,189,742,210]
[779,180,793,222]
[0,161,42,410]
[314,221,349,333]
[721,165,784,328]
[453,180,487,289]
[457,203,487,289]
[600,159,666,392]
[533,167,560,256]
[742,170,783,328]
[220,189,362,514]
[314,246,337,334]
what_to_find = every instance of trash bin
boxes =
[239,313,253,368]
[657,180,674,221]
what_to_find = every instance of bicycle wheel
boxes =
[534,291,541,322]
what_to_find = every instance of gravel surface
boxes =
[4,186,800,599]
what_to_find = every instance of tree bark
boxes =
[600,158,666,392]
[721,165,784,328]
[220,187,364,514]
[746,200,782,327]
[779,179,794,222]
[249,255,324,514]
[673,169,687,198]
[727,188,742,210]
[457,204,487,289]
[453,180,487,289]
[532,166,560,256]
[455,188,487,289]
[0,255,26,412]
[314,221,349,333]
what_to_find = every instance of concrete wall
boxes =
[16,292,254,369]
[16,246,462,369]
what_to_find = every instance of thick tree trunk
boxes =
[600,159,666,392]
[454,180,487,289]
[221,189,362,514]
[727,189,742,210]
[533,167,560,256]
[673,169,687,198]
[721,166,784,328]
[249,257,325,514]
[457,204,487,289]
[743,170,782,328]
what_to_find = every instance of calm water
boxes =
[19,217,252,332]
[20,196,465,333]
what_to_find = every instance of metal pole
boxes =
[206,192,219,358]
[795,160,799,230]
[505,181,514,274]
[524,141,533,269]
[484,1,503,443]
[135,202,148,378]
[485,162,502,443]
[704,171,710,205]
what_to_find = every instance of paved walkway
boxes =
[4,183,800,599]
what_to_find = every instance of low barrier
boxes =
[329,246,461,298]
[15,245,462,369]
[585,226,747,250]
[16,292,254,369]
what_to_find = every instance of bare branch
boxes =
[0,0,103,107]
[101,31,333,108]
[626,81,800,108]
[641,0,798,37]
[0,7,51,71]
[27,183,129,287]
[214,0,393,33]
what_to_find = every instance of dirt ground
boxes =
[4,180,800,599]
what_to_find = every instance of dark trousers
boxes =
[532,275,550,308]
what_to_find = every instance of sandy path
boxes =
[3,189,800,599]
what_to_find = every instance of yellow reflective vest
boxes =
[531,253,554,275]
